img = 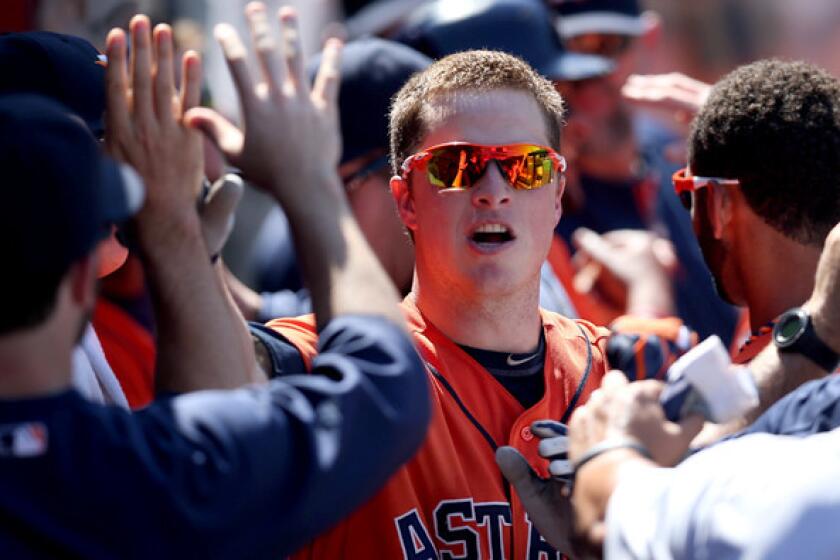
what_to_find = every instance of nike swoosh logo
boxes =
[506,353,538,366]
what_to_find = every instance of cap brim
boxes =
[540,51,614,82]
[98,158,145,224]
[557,13,646,38]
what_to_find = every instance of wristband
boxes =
[572,438,652,473]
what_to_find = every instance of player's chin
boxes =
[468,265,531,295]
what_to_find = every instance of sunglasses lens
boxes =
[678,191,693,212]
[498,148,554,190]
[427,146,484,189]
[416,144,559,190]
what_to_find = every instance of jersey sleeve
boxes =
[605,429,840,559]
[249,321,308,377]
[726,374,840,439]
[132,314,431,558]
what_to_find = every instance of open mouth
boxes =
[469,223,516,248]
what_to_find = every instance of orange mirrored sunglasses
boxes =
[401,142,566,191]
[672,167,739,211]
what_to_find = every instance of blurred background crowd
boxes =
[3,0,840,557]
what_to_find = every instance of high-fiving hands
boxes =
[185,3,343,204]
[105,16,204,244]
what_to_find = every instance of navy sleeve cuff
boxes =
[249,322,307,378]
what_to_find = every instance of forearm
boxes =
[152,315,429,556]
[136,212,258,392]
[215,260,266,382]
[272,174,404,331]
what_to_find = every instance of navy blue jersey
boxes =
[0,315,430,559]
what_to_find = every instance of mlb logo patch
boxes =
[0,422,48,458]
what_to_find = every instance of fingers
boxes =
[180,50,203,113]
[531,420,568,439]
[622,73,711,113]
[548,459,573,478]
[677,412,705,441]
[184,107,245,161]
[652,237,677,271]
[129,15,155,124]
[215,23,257,111]
[152,24,176,121]
[538,436,569,458]
[312,38,343,109]
[104,28,131,145]
[278,7,307,94]
[572,227,614,267]
[245,2,284,94]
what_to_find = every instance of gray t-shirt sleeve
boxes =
[605,428,840,560]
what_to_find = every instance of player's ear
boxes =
[553,174,565,226]
[706,181,733,239]
[68,253,100,308]
[391,175,418,232]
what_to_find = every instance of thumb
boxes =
[200,174,244,257]
[496,446,538,489]
[185,107,244,162]
[573,227,611,265]
[677,412,705,442]
[497,446,574,554]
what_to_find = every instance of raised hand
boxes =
[105,15,204,242]
[185,2,343,204]
[622,72,711,124]
[573,228,676,318]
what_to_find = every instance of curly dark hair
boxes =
[689,59,840,247]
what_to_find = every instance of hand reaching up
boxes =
[185,3,343,207]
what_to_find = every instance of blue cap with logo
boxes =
[393,0,613,82]
[0,94,143,278]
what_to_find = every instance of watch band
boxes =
[798,317,840,371]
[774,308,840,372]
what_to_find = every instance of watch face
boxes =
[774,309,807,348]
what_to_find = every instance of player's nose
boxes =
[472,162,511,208]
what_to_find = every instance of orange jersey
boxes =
[92,298,156,408]
[266,296,610,559]
[733,330,772,365]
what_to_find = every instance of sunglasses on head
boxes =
[672,167,739,212]
[565,33,635,59]
[401,142,566,191]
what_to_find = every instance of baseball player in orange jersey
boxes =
[252,46,612,558]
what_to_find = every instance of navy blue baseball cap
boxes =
[0,31,107,138]
[0,94,143,278]
[393,0,613,82]
[308,37,431,165]
[551,0,645,38]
